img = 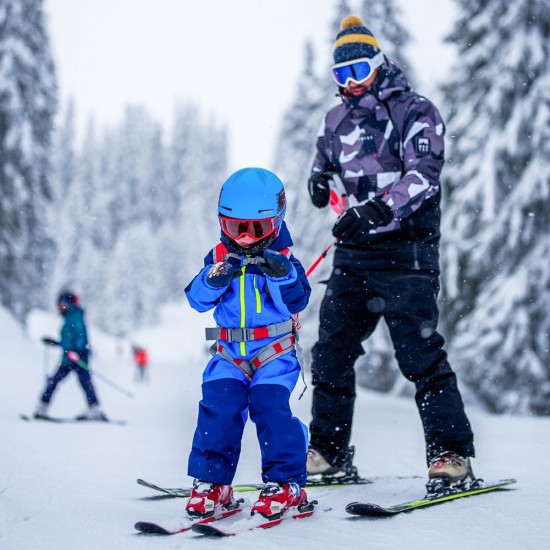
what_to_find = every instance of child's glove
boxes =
[259,250,292,279]
[206,261,241,288]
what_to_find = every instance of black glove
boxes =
[259,249,292,279]
[308,172,332,208]
[332,199,393,241]
[42,337,60,347]
[206,262,241,288]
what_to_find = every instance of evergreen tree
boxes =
[48,101,81,303]
[170,103,225,282]
[359,0,415,83]
[0,0,57,321]
[440,0,550,414]
[47,99,228,335]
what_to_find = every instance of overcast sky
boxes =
[44,0,456,171]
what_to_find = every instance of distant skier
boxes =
[132,345,149,382]
[184,167,312,520]
[33,291,108,421]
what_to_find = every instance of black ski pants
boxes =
[309,267,475,467]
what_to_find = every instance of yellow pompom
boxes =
[341,15,364,30]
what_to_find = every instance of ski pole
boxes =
[305,173,347,279]
[64,351,134,399]
[43,345,50,383]
[305,240,335,278]
[42,338,133,398]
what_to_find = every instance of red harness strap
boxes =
[215,334,296,381]
[208,243,303,385]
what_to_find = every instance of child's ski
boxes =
[20,413,126,425]
[191,501,317,537]
[134,507,242,535]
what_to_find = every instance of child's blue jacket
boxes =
[185,223,311,359]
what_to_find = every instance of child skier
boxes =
[184,167,312,520]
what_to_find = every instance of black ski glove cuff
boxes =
[332,198,393,241]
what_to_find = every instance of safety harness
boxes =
[206,243,306,393]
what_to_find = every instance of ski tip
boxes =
[134,521,172,535]
[191,523,234,537]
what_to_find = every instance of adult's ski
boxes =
[20,413,126,426]
[345,478,516,517]
[135,507,242,535]
[137,475,369,499]
[191,501,317,537]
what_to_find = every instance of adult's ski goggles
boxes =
[219,215,279,242]
[331,53,384,87]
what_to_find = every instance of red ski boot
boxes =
[185,480,235,519]
[251,482,307,519]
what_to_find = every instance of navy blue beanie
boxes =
[333,15,381,64]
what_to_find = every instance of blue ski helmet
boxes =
[218,168,286,251]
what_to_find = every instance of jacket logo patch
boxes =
[415,137,431,155]
[358,134,376,157]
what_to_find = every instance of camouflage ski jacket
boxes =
[311,58,445,271]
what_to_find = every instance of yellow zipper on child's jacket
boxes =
[238,265,262,357]
[239,265,246,357]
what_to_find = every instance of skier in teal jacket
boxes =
[33,291,106,421]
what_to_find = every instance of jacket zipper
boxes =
[239,266,247,356]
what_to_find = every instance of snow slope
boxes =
[0,303,548,549]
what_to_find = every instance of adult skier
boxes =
[184,167,312,519]
[306,16,476,493]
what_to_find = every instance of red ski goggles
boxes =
[219,215,279,243]
[331,53,384,87]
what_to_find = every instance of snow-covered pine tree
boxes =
[47,97,228,335]
[0,0,57,321]
[101,222,163,336]
[169,103,225,283]
[273,1,352,358]
[48,104,88,304]
[359,0,415,83]
[440,0,550,414]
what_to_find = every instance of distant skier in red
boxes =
[132,345,149,382]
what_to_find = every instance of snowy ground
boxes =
[0,302,548,549]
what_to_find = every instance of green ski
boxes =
[346,478,516,516]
